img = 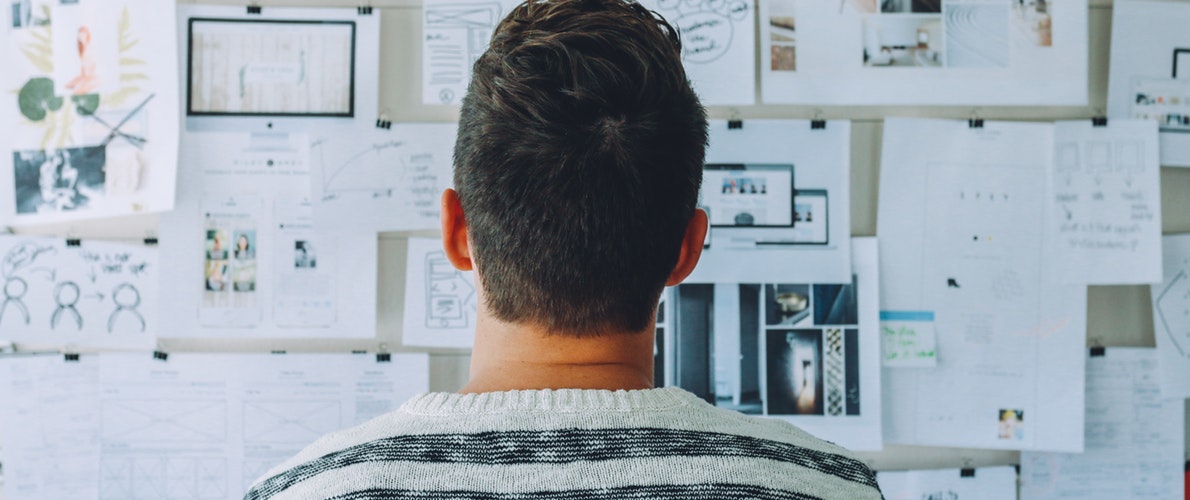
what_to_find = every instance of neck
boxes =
[460,314,656,394]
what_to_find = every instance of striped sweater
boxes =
[244,387,883,500]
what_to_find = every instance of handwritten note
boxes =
[1048,120,1162,284]
[880,310,937,367]
[634,0,756,105]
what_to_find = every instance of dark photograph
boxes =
[13,146,106,214]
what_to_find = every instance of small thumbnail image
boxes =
[997,408,1024,440]
[1012,0,1052,47]
[766,329,824,415]
[765,284,811,326]
[769,14,796,71]
[862,16,943,67]
[294,240,317,269]
[879,0,939,13]
[721,177,768,195]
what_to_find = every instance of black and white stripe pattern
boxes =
[246,428,878,500]
[322,484,824,500]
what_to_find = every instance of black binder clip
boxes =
[153,350,169,361]
[1092,116,1108,127]
[967,118,984,129]
[810,110,826,130]
[246,4,262,14]
[64,353,80,362]
[376,108,392,130]
[1090,346,1106,357]
[144,237,158,246]
[376,352,392,363]
[358,4,373,14]
[960,468,976,478]
[65,238,81,247]
[727,119,743,130]
[270,350,287,355]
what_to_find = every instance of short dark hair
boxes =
[453,0,707,335]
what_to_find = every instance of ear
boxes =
[440,188,473,271]
[665,208,707,286]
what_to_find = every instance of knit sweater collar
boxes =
[401,386,702,415]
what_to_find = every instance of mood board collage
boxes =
[0,0,1187,499]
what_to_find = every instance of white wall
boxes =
[8,0,1189,472]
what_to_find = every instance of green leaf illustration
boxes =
[119,57,146,66]
[120,73,149,83]
[18,77,60,121]
[72,94,100,116]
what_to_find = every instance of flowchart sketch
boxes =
[309,123,458,233]
[422,0,519,105]
[1047,120,1162,285]
[1151,234,1190,399]
[403,237,477,348]
[637,0,756,104]
[0,235,157,349]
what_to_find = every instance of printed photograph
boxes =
[769,15,796,71]
[204,228,230,292]
[232,258,256,292]
[945,4,1010,68]
[842,0,876,14]
[862,16,943,67]
[766,329,823,415]
[880,0,940,13]
[1012,0,1052,47]
[233,231,256,260]
[812,276,858,325]
[52,2,120,95]
[765,284,811,326]
[13,146,106,215]
[9,0,51,28]
[997,408,1024,440]
[294,240,317,269]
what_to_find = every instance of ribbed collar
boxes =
[401,386,702,415]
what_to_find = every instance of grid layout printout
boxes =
[0,352,430,500]
[188,19,354,116]
[759,0,1088,105]
[1020,348,1185,499]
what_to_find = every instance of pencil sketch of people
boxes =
[51,281,83,330]
[0,277,31,326]
[108,282,145,333]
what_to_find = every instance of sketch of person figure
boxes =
[65,25,99,95]
[0,276,31,326]
[51,281,83,330]
[107,282,145,333]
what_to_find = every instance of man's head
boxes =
[448,0,708,336]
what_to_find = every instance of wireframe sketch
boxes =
[102,399,228,443]
[51,281,83,330]
[425,250,475,329]
[243,400,342,444]
[100,457,226,500]
[423,2,503,104]
[945,4,1010,68]
[108,282,145,333]
[1155,270,1190,357]
[316,140,437,201]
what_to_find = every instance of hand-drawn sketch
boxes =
[310,123,458,232]
[100,457,226,500]
[51,281,83,330]
[1,0,179,225]
[638,0,756,104]
[421,0,509,105]
[1152,235,1190,399]
[0,236,157,348]
[403,238,478,348]
[243,400,342,444]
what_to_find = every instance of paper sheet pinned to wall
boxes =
[1152,233,1190,400]
[158,132,377,338]
[668,237,881,451]
[0,352,430,500]
[1108,0,1190,167]
[1048,119,1162,284]
[0,0,179,226]
[422,0,755,105]
[310,123,458,233]
[402,237,477,349]
[879,310,936,367]
[0,236,157,349]
[759,0,1088,105]
[687,119,851,284]
[876,466,1017,500]
[1020,348,1185,499]
[879,118,1086,452]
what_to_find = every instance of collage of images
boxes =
[769,0,1054,72]
[663,278,862,418]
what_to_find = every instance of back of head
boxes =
[454,0,707,336]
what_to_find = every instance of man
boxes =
[245,0,882,498]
